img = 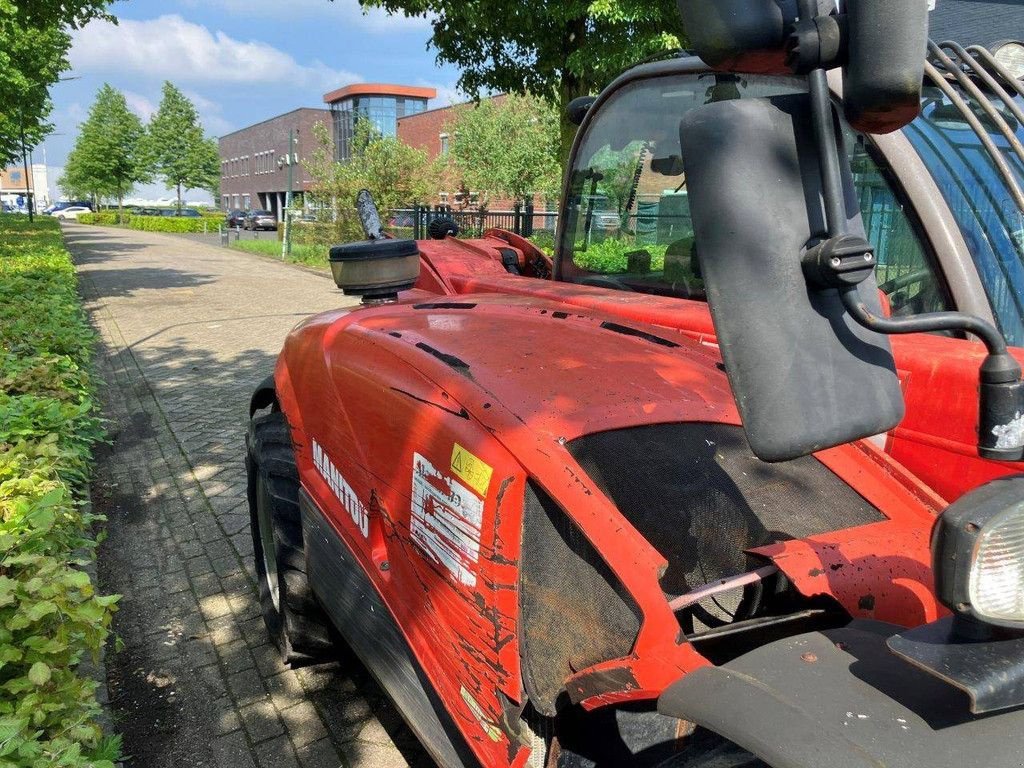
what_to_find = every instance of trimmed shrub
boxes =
[527,230,555,256]
[78,213,222,234]
[0,214,121,767]
[572,239,668,273]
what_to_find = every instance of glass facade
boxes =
[331,95,428,161]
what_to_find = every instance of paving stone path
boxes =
[66,224,433,768]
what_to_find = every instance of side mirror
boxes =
[679,94,904,461]
[843,0,930,133]
[676,0,827,73]
[567,97,597,127]
[677,0,930,133]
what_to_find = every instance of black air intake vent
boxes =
[567,423,884,602]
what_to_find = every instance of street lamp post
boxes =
[280,128,295,260]
[19,109,33,222]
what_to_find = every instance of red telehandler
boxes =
[247,1,1024,765]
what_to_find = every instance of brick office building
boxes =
[395,95,533,210]
[219,84,436,218]
[218,108,331,219]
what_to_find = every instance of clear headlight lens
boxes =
[969,501,1024,624]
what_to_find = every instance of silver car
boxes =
[245,210,278,231]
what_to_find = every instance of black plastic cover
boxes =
[676,0,831,73]
[329,237,419,263]
[889,616,1024,715]
[659,621,1024,768]
[679,94,904,462]
[843,0,930,133]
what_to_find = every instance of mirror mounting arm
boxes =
[839,287,1024,462]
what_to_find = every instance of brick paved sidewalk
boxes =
[66,223,432,768]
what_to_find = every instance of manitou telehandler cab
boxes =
[247,2,1024,766]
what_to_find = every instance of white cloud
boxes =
[122,90,156,120]
[65,102,87,124]
[179,0,433,33]
[418,80,464,108]
[182,90,235,136]
[70,15,361,92]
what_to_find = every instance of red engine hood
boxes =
[331,291,741,444]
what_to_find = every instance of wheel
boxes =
[246,410,333,664]
[650,729,765,768]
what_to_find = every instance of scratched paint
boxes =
[412,452,484,587]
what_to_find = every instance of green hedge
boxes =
[78,212,223,234]
[572,239,668,273]
[0,215,121,767]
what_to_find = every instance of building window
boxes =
[232,194,240,209]
[222,195,230,210]
[243,194,251,210]
[439,191,449,204]
[439,133,449,156]
[330,94,430,162]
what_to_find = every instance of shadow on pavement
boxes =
[89,272,433,768]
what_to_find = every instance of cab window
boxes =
[561,73,953,317]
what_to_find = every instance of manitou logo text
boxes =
[312,439,369,538]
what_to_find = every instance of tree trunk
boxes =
[556,16,590,166]
[177,182,182,213]
[118,192,123,225]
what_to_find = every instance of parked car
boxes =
[53,206,92,220]
[245,210,277,231]
[226,209,247,228]
[388,212,416,228]
[46,201,93,215]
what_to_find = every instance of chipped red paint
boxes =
[272,233,1022,767]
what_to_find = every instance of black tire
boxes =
[652,730,766,768]
[246,411,332,664]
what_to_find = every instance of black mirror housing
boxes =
[679,94,904,461]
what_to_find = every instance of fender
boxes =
[249,374,278,417]
[658,621,1024,768]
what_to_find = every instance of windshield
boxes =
[904,85,1024,346]
[561,73,1024,331]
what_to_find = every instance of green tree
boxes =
[0,1,115,166]
[352,0,682,159]
[144,82,219,211]
[59,84,150,216]
[446,94,561,207]
[305,120,432,242]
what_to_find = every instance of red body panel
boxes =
[420,240,1024,501]
[271,230,1015,766]
[270,232,1024,766]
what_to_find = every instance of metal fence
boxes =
[389,204,559,240]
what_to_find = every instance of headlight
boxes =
[933,475,1024,632]
[992,41,1024,81]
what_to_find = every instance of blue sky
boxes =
[41,0,462,202]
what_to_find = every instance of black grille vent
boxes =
[567,423,885,600]
[519,482,642,716]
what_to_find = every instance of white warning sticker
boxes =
[411,452,483,588]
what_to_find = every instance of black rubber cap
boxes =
[329,238,419,262]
